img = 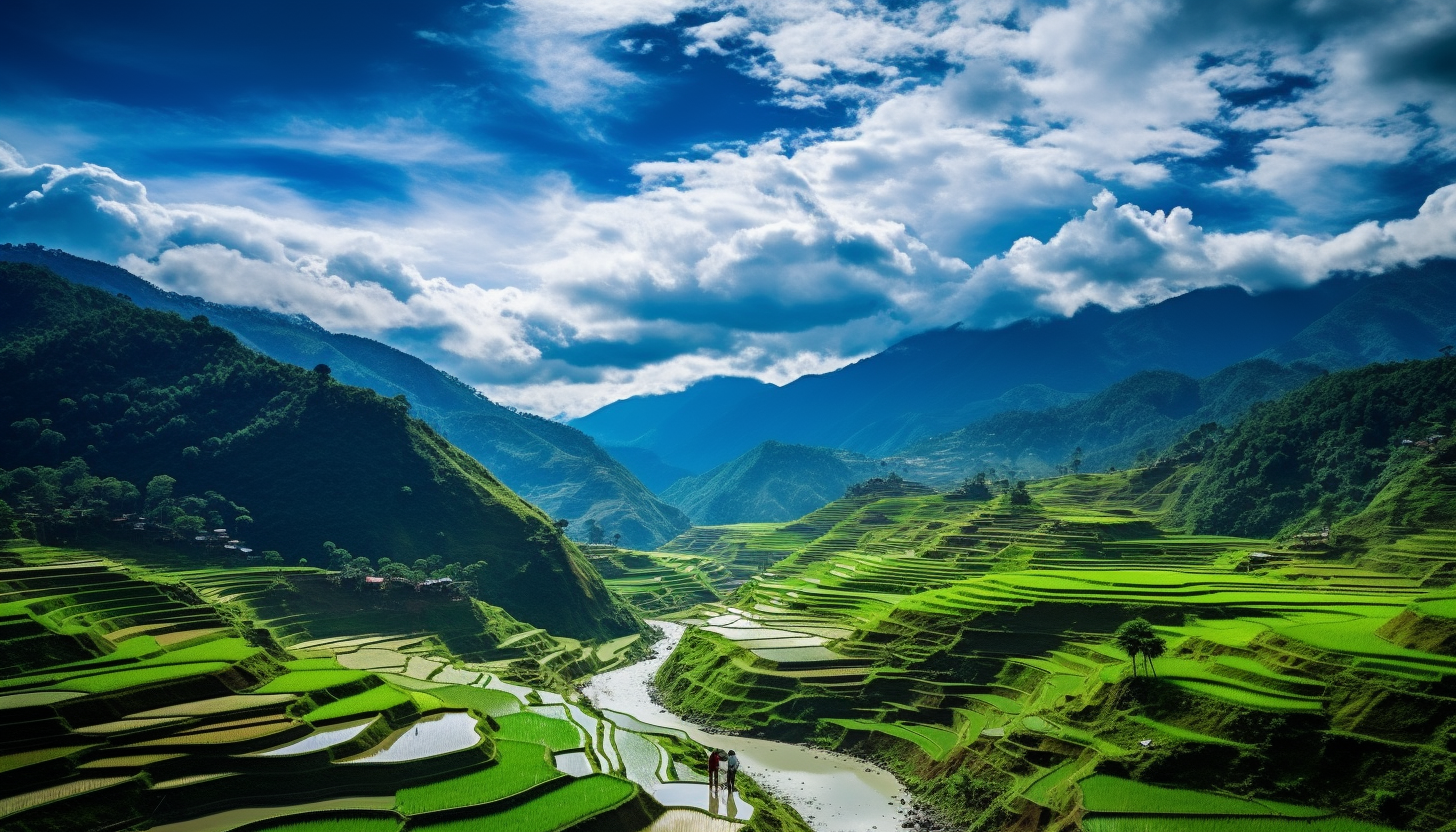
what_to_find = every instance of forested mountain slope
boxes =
[661,441,886,525]
[1172,356,1456,538]
[896,359,1323,482]
[0,244,687,549]
[0,263,639,640]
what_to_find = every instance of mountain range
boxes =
[0,245,688,549]
[574,263,1456,483]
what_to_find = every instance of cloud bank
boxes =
[6,143,1455,416]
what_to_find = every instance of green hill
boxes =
[661,440,887,524]
[0,244,688,549]
[896,360,1322,482]
[0,263,639,641]
[1172,356,1456,538]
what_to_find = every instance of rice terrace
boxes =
[5,373,1456,832]
[7,1,1456,830]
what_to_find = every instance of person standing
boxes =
[708,748,721,790]
[725,749,740,793]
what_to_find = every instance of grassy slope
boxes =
[662,440,887,525]
[0,263,638,641]
[0,245,688,550]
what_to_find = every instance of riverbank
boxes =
[583,621,910,832]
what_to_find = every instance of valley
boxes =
[6,1,1456,829]
[2,264,1454,832]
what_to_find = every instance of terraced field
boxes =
[0,543,788,832]
[594,550,727,614]
[653,472,1456,831]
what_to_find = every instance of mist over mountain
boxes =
[1259,260,1456,369]
[0,245,688,549]
[574,265,1456,481]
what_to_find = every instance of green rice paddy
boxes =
[1079,775,1301,815]
[415,775,635,832]
[495,712,584,751]
[0,543,767,832]
[395,740,562,814]
[304,686,412,723]
[248,818,402,832]
[648,467,1456,831]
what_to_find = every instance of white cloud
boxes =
[961,184,1456,325]
[6,147,1456,418]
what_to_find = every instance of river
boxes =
[582,621,910,832]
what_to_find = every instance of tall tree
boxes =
[1114,618,1157,678]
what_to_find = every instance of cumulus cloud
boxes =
[478,0,1456,213]
[6,144,1456,418]
[961,184,1456,324]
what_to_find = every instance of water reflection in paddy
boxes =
[254,717,375,756]
[583,621,907,832]
[339,711,479,763]
[654,782,753,821]
[554,750,594,777]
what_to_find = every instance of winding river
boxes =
[583,621,909,832]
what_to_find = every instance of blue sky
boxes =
[4,0,1456,416]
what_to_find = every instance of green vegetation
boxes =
[257,670,371,694]
[0,542,800,832]
[0,244,688,550]
[248,818,402,832]
[1079,775,1297,815]
[897,360,1321,482]
[1113,618,1167,678]
[649,362,1456,832]
[415,775,635,832]
[427,685,523,718]
[0,262,640,641]
[662,440,885,525]
[593,549,725,614]
[395,740,561,813]
[495,712,583,751]
[304,686,412,723]
[1172,357,1456,537]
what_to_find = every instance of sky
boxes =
[3,0,1456,418]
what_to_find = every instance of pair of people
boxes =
[707,748,739,792]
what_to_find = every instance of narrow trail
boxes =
[583,621,910,832]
